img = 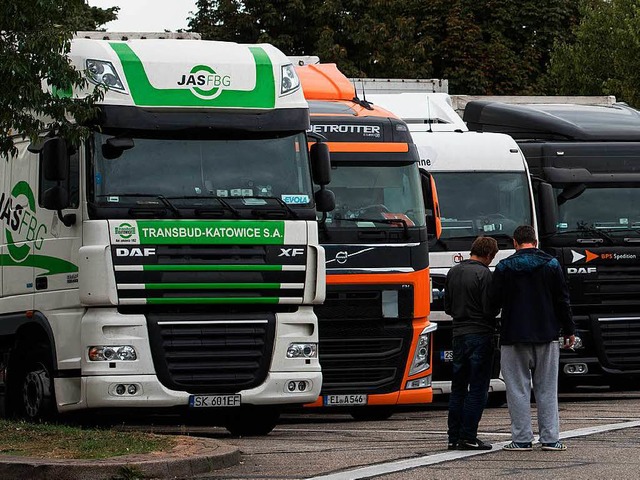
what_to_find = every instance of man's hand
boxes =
[562,335,576,350]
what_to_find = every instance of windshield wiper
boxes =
[577,222,614,244]
[163,195,241,218]
[97,193,181,217]
[555,222,614,244]
[331,216,410,238]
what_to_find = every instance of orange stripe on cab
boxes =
[308,142,409,153]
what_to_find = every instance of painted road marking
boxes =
[305,420,640,480]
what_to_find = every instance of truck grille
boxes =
[113,244,306,306]
[572,265,640,306]
[598,316,640,368]
[314,285,413,394]
[146,312,275,393]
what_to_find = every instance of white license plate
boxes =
[189,394,241,408]
[441,350,453,362]
[324,394,367,406]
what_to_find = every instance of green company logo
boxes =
[115,222,136,239]
[0,181,77,276]
[1,181,46,262]
[177,65,231,100]
[109,43,276,108]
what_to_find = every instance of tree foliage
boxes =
[0,0,118,157]
[188,0,580,94]
[543,0,640,107]
[188,0,433,77]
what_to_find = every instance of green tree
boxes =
[189,1,580,93]
[543,0,640,107]
[188,0,433,77]
[424,0,581,94]
[0,0,118,157]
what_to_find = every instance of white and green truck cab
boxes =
[0,33,332,435]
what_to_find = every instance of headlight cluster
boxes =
[408,334,430,376]
[88,345,137,361]
[280,64,300,95]
[86,59,126,92]
[286,343,317,358]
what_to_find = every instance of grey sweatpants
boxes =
[501,342,560,444]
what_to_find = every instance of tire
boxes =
[224,406,280,437]
[12,346,56,421]
[350,407,394,421]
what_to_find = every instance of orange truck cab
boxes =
[297,63,441,419]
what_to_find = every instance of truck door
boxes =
[33,145,82,303]
[2,141,36,302]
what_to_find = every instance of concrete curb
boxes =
[0,436,240,480]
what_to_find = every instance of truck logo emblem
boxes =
[336,251,348,264]
[567,267,597,274]
[115,222,136,240]
[571,249,599,263]
[116,248,156,257]
[453,253,464,263]
[279,248,304,257]
[177,64,231,100]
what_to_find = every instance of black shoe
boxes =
[458,438,492,450]
[447,441,458,450]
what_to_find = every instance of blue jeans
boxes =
[447,333,494,443]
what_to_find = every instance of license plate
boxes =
[324,394,367,406]
[441,350,453,362]
[189,394,241,408]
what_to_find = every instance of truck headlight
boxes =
[86,59,126,92]
[280,64,300,95]
[88,345,137,361]
[286,343,317,358]
[408,333,431,376]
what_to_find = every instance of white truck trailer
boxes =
[368,93,537,401]
[0,32,333,435]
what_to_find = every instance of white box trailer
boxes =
[0,32,333,436]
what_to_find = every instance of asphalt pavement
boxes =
[3,390,640,479]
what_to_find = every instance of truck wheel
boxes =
[224,406,280,437]
[350,407,394,421]
[13,347,56,421]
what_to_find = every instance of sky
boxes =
[87,1,198,32]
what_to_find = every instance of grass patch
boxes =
[0,419,175,459]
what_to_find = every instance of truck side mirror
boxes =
[42,137,69,181]
[102,137,135,159]
[537,181,558,237]
[39,136,76,227]
[43,185,70,211]
[310,142,331,186]
[421,171,442,239]
[315,188,335,213]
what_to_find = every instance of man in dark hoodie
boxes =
[445,236,499,451]
[492,225,575,452]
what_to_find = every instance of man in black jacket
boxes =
[492,225,575,452]
[445,236,499,451]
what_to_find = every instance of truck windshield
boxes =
[556,186,640,237]
[432,172,532,239]
[89,132,314,215]
[323,163,426,228]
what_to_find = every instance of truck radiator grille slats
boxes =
[112,244,306,305]
[315,285,414,395]
[598,317,640,368]
[146,313,275,393]
[576,265,640,305]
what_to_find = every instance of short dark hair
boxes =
[470,236,499,258]
[513,225,537,245]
